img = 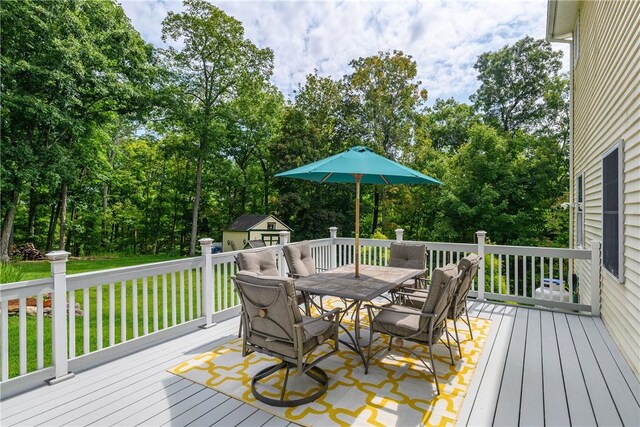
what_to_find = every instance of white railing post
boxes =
[329,227,338,270]
[395,229,404,242]
[476,231,487,301]
[279,231,290,277]
[590,240,601,316]
[46,250,74,385]
[199,238,215,329]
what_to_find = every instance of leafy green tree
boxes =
[346,50,428,232]
[424,98,480,152]
[470,36,565,134]
[161,0,274,256]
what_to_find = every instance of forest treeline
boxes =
[1,0,570,260]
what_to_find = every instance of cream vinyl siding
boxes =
[252,216,290,231]
[572,0,640,378]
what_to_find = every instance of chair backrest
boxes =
[283,241,316,277]
[389,242,427,270]
[453,254,481,313]
[420,263,459,329]
[233,272,301,343]
[236,247,280,276]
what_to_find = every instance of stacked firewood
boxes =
[11,243,46,260]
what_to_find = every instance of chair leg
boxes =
[445,323,455,365]
[453,319,462,358]
[428,344,440,396]
[465,309,474,340]
[252,361,329,407]
[238,318,243,338]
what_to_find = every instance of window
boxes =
[267,222,276,230]
[602,142,624,281]
[576,173,585,248]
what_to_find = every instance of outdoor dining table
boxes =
[294,264,425,367]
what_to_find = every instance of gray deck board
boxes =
[593,316,640,405]
[580,316,640,425]
[520,309,544,427]
[566,314,622,425]
[540,310,571,426]
[554,312,597,426]
[493,307,528,426]
[2,303,639,427]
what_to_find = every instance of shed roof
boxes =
[546,0,579,41]
[225,214,291,231]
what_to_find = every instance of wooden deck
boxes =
[1,302,639,426]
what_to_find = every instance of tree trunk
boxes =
[46,202,60,252]
[371,185,380,234]
[0,189,19,262]
[189,152,204,257]
[259,157,269,213]
[101,183,109,243]
[59,183,68,250]
[27,185,38,238]
[67,199,77,254]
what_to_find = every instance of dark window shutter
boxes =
[602,148,619,278]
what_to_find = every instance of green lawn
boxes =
[3,254,239,379]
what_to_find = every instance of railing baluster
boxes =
[19,298,27,374]
[223,261,229,309]
[1,300,8,380]
[196,267,201,317]
[569,259,574,303]
[37,293,44,369]
[171,272,177,326]
[539,257,544,300]
[109,283,115,346]
[560,259,564,303]
[120,281,127,342]
[97,285,103,350]
[506,255,511,295]
[188,270,193,321]
[491,254,495,294]
[68,291,76,358]
[531,256,535,300]
[132,279,138,339]
[498,254,503,294]
[549,257,555,301]
[515,255,519,296]
[523,256,528,298]
[216,263,221,312]
[142,277,149,336]
[180,270,185,324]
[83,288,90,354]
[153,276,159,332]
[162,274,168,329]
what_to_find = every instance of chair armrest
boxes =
[301,307,341,326]
[364,303,436,319]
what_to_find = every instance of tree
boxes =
[424,98,480,152]
[161,0,274,256]
[471,36,565,134]
[346,50,428,232]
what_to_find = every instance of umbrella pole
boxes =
[355,174,361,278]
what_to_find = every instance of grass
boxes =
[3,254,239,379]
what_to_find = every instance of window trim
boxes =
[573,12,580,67]
[576,172,585,248]
[600,140,624,283]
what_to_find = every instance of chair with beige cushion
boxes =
[235,247,307,336]
[365,263,461,395]
[388,242,427,302]
[397,254,481,357]
[283,241,317,278]
[233,272,340,407]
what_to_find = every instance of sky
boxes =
[120,0,569,105]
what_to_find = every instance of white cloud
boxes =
[120,0,570,104]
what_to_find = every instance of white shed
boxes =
[222,214,292,252]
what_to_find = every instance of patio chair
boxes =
[365,263,461,395]
[232,271,340,407]
[388,242,427,301]
[235,247,307,336]
[282,241,317,278]
[396,254,481,357]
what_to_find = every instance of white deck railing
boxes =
[0,228,599,396]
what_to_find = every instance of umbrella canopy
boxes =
[275,146,441,277]
[275,146,442,185]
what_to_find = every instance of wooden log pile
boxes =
[11,243,46,260]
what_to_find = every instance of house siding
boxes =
[572,0,640,378]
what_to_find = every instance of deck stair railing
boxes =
[0,228,599,397]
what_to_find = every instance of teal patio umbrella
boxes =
[275,146,441,277]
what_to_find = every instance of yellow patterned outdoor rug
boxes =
[169,302,491,426]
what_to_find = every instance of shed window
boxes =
[576,173,584,248]
[267,222,276,230]
[602,142,623,281]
